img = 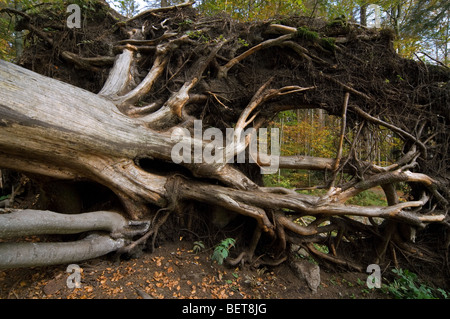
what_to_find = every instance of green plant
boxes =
[320,37,336,51]
[346,189,387,206]
[342,278,354,287]
[179,19,193,26]
[237,37,249,47]
[211,238,236,265]
[383,268,448,299]
[186,30,209,43]
[192,241,205,254]
[329,276,337,286]
[313,243,329,254]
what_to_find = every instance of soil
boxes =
[0,239,388,300]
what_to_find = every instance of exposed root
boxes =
[116,209,172,256]
[0,234,126,269]
[306,242,363,272]
[0,3,448,274]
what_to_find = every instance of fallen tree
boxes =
[0,1,449,276]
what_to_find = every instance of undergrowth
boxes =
[383,268,448,299]
[211,238,236,265]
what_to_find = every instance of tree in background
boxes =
[198,0,307,20]
[0,0,26,61]
[401,0,449,64]
[0,1,15,61]
[107,0,140,17]
[196,0,448,65]
[1,0,446,65]
[141,0,185,9]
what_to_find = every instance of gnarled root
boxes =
[0,209,149,269]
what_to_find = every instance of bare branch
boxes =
[351,105,428,156]
[218,33,297,78]
[226,80,315,162]
[125,1,195,23]
[328,92,349,189]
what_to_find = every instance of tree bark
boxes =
[0,210,144,238]
[0,234,125,268]
[360,4,368,26]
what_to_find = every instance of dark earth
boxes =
[0,239,387,300]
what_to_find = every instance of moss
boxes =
[295,27,319,41]
[295,26,335,51]
[326,15,347,28]
[320,37,336,51]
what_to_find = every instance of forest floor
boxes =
[0,239,388,300]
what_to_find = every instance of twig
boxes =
[319,72,372,101]
[306,242,363,271]
[329,92,349,189]
[218,33,297,78]
[351,105,427,157]
[135,288,153,299]
[418,51,449,69]
[125,1,195,23]
[207,91,231,110]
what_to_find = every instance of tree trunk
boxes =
[360,3,367,26]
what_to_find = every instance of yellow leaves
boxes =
[98,274,108,286]
[84,285,94,293]
[111,287,123,294]
[0,242,282,299]
[206,0,306,22]
[152,270,179,291]
[111,269,125,282]
[211,287,229,299]
[152,256,164,267]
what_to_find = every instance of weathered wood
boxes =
[0,234,125,269]
[0,210,129,238]
[0,58,444,224]
[0,60,257,217]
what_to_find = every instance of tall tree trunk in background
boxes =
[13,0,23,58]
[360,3,367,26]
[392,3,402,53]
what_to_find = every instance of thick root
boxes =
[0,209,149,239]
[0,233,125,269]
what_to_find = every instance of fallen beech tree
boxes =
[0,2,449,272]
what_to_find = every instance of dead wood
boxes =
[0,2,448,276]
